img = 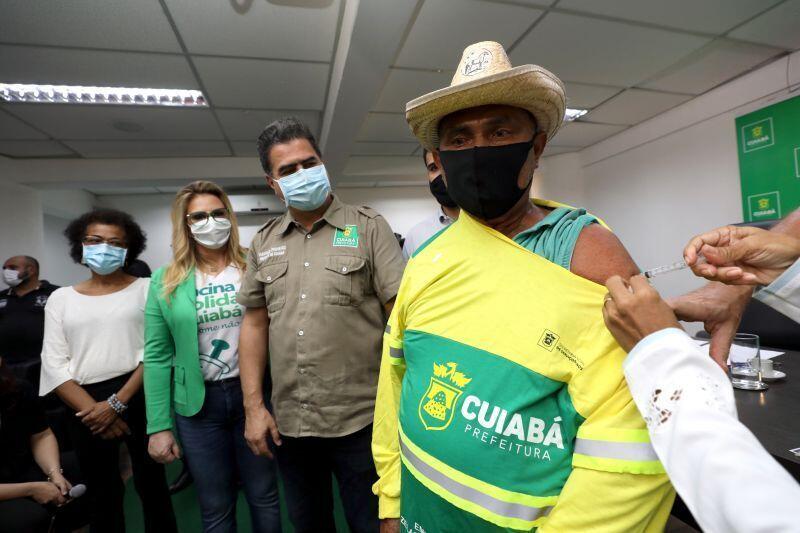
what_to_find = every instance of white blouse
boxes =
[39,278,149,396]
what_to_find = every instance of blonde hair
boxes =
[162,181,247,300]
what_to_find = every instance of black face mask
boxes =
[438,140,534,220]
[428,175,458,209]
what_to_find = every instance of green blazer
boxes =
[143,266,206,434]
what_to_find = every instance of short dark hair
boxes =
[421,147,429,166]
[22,256,39,274]
[257,116,322,175]
[64,209,147,265]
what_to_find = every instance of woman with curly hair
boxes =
[39,208,176,533]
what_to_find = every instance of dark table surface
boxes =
[734,348,800,479]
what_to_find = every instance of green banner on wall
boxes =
[736,94,800,222]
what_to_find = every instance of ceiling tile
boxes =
[352,142,419,156]
[505,0,557,5]
[357,113,415,142]
[729,0,800,50]
[0,46,198,89]
[564,82,622,109]
[642,40,784,94]
[374,69,454,113]
[9,105,224,140]
[217,109,320,141]
[87,186,162,195]
[585,89,692,125]
[165,0,340,61]
[557,0,783,35]
[510,12,710,86]
[194,57,329,109]
[542,145,580,156]
[0,109,48,140]
[549,122,627,146]
[0,140,75,157]
[395,0,543,70]
[63,140,230,158]
[0,0,180,52]
[231,141,260,158]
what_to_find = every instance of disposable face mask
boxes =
[277,164,331,211]
[82,243,127,275]
[2,269,23,287]
[428,175,458,209]
[438,140,534,220]
[190,218,232,250]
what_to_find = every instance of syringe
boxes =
[643,255,706,279]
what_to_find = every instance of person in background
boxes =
[401,148,459,259]
[0,256,58,384]
[40,209,176,533]
[145,181,281,533]
[124,258,152,279]
[0,357,80,533]
[238,116,404,533]
[602,224,800,533]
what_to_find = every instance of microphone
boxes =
[68,484,86,499]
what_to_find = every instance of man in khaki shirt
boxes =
[237,117,404,533]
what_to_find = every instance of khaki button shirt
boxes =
[238,195,405,438]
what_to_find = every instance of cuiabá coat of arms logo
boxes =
[419,362,471,431]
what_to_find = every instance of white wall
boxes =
[337,186,437,236]
[535,153,586,208]
[583,111,746,299]
[41,214,89,286]
[0,181,44,269]
[539,51,800,301]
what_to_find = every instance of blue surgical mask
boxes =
[82,243,127,275]
[277,164,331,211]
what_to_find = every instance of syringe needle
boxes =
[643,255,706,279]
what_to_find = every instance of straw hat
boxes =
[405,41,566,151]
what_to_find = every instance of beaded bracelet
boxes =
[47,467,63,481]
[107,393,128,414]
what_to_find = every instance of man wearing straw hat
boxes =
[372,42,674,532]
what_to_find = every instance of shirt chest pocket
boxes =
[256,261,289,316]
[324,255,370,307]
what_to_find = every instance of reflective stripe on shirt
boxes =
[399,432,556,530]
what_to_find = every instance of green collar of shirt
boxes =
[513,206,597,270]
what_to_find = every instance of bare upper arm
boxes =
[571,224,639,285]
[242,306,269,330]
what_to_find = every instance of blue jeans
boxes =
[175,378,281,533]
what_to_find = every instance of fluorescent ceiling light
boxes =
[565,108,588,121]
[0,83,207,107]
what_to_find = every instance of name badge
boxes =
[332,225,359,248]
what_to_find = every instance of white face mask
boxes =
[2,268,23,288]
[190,218,232,250]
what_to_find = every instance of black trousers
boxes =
[276,424,379,533]
[68,374,176,533]
[0,452,86,533]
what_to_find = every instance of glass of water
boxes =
[730,333,768,391]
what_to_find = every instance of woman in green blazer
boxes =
[143,181,280,533]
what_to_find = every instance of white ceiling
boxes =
[0,0,798,191]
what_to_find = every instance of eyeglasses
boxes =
[186,208,229,227]
[82,236,127,248]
